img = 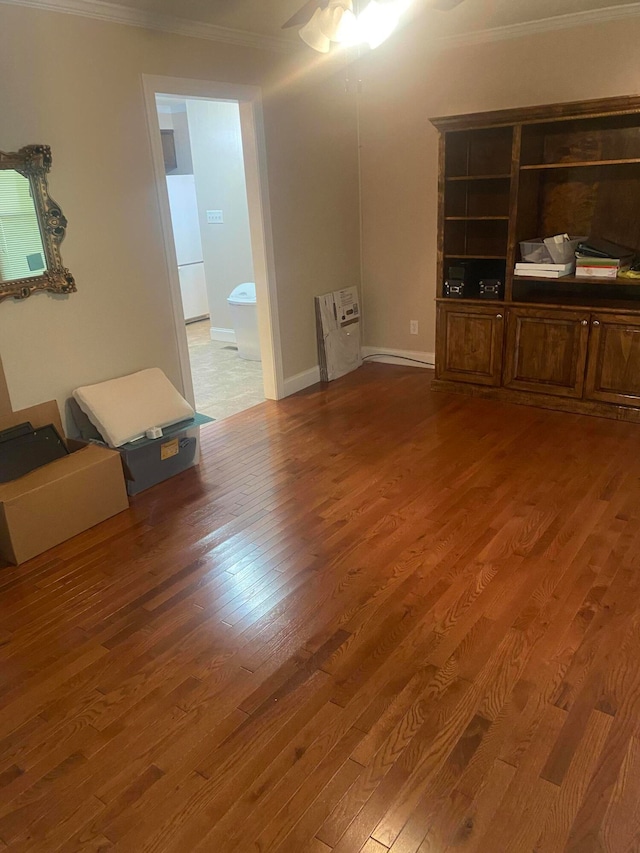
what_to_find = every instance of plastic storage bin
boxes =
[120,432,197,496]
[520,240,553,264]
[520,237,585,265]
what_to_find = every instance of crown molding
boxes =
[438,2,640,50]
[3,0,640,57]
[0,0,295,53]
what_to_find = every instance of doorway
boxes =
[143,76,284,417]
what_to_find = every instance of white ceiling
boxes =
[103,0,640,43]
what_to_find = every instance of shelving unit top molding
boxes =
[431,93,640,132]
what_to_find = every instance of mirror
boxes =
[0,146,76,301]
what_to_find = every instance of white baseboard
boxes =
[361,346,435,368]
[281,350,433,398]
[282,366,321,397]
[209,327,237,344]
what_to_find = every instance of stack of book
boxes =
[575,255,623,279]
[513,261,573,279]
[574,238,634,280]
[515,239,635,281]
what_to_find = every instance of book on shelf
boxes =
[514,261,573,278]
[514,270,568,279]
[514,261,574,273]
[574,265,620,279]
[576,257,620,268]
[575,255,627,279]
[576,238,634,264]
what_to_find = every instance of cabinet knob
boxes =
[496,313,503,319]
[593,320,600,326]
[581,319,588,326]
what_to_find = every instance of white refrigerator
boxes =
[166,175,209,322]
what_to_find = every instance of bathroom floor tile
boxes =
[186,320,265,422]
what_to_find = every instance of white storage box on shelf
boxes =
[227,282,261,361]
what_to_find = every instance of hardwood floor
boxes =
[1,363,640,851]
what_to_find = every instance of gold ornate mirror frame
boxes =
[0,145,76,302]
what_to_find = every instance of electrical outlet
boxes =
[410,320,419,335]
[206,210,224,224]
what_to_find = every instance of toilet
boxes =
[227,282,261,361]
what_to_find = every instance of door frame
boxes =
[141,74,284,403]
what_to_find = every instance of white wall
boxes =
[358,14,640,356]
[157,111,173,131]
[186,99,254,333]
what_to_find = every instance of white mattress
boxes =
[73,368,194,448]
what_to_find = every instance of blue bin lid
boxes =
[228,282,256,305]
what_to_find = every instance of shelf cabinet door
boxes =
[585,313,640,406]
[436,303,504,386]
[503,307,590,398]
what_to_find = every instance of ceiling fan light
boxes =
[332,8,358,42]
[356,0,400,49]
[299,7,332,52]
[318,5,344,39]
[316,1,356,41]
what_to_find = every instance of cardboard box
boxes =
[0,356,10,417]
[0,395,129,565]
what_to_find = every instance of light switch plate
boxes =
[206,210,224,224]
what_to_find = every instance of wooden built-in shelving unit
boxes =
[520,158,640,170]
[446,174,512,181]
[431,95,640,423]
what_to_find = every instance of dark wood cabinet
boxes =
[585,313,640,406]
[503,307,590,398]
[436,303,504,386]
[431,95,640,424]
[161,129,177,173]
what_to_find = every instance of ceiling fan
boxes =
[283,0,466,52]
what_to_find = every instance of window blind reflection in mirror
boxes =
[0,170,46,282]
